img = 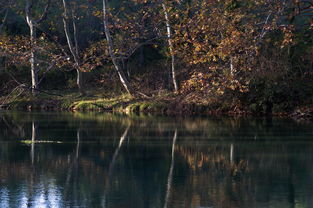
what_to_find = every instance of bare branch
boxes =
[299,8,313,16]
[117,36,164,61]
[36,0,52,24]
[37,61,56,86]
[259,12,272,41]
[0,8,9,33]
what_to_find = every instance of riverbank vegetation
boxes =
[0,0,312,115]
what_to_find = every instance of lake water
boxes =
[0,111,313,208]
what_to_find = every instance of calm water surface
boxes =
[1,111,313,208]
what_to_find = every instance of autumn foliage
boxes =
[0,0,312,113]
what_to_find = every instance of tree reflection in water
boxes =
[0,112,313,207]
[164,129,177,208]
[102,123,130,208]
[31,121,36,165]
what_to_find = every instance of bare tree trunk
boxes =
[76,69,83,93]
[162,3,178,92]
[25,0,51,96]
[27,19,39,95]
[72,12,84,94]
[102,0,134,96]
[62,0,84,95]
[72,15,79,57]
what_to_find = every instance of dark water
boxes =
[1,111,313,208]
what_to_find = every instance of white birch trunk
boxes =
[26,18,39,95]
[72,12,84,93]
[162,3,178,92]
[102,0,134,95]
[25,0,50,96]
[62,0,84,94]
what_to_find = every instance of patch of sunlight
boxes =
[20,140,63,144]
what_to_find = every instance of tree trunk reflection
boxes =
[164,129,177,208]
[31,121,37,165]
[102,124,131,207]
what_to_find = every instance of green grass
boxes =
[0,89,197,115]
[0,88,261,116]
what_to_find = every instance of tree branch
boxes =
[0,8,9,33]
[36,0,51,24]
[117,36,165,61]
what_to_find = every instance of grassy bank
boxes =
[1,89,313,120]
[0,90,235,115]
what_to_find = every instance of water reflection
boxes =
[31,121,36,164]
[0,111,313,207]
[103,124,131,208]
[164,130,177,208]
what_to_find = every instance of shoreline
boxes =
[0,94,311,120]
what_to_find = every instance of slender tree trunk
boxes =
[76,69,83,93]
[72,15,79,57]
[62,0,84,95]
[102,0,134,96]
[25,0,50,96]
[162,3,178,92]
[72,15,84,94]
[28,21,39,95]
